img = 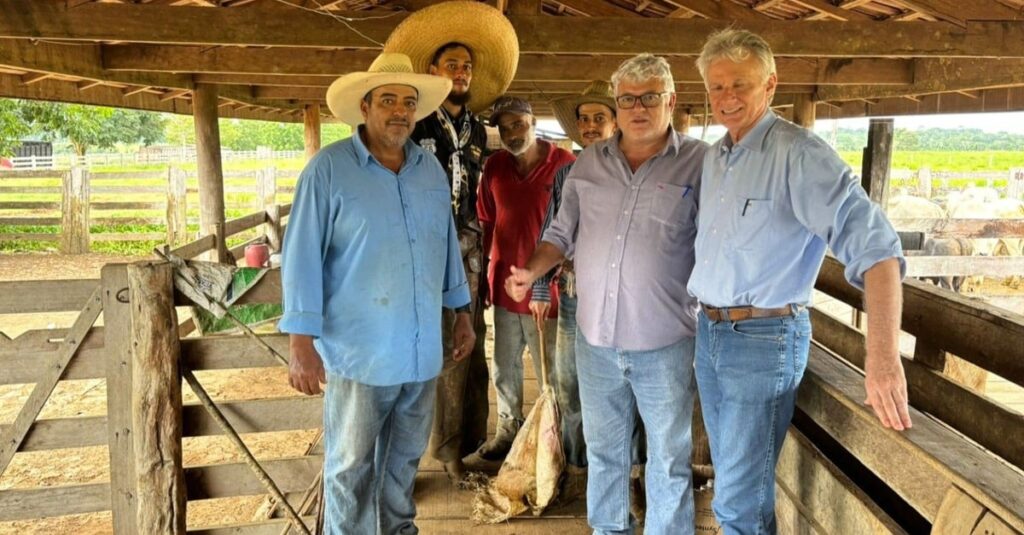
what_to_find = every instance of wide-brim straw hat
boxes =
[326,52,452,127]
[383,1,519,113]
[551,80,617,147]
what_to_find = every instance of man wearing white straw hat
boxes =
[279,52,475,533]
[384,0,520,484]
[528,80,618,501]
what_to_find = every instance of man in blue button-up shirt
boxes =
[279,53,473,534]
[688,30,912,535]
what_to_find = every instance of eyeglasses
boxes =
[615,92,671,110]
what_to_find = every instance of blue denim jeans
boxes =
[554,291,645,469]
[576,333,696,535]
[492,306,556,427]
[695,309,811,535]
[322,373,436,535]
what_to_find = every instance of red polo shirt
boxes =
[478,139,575,316]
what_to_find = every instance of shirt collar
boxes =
[721,109,777,154]
[353,125,424,169]
[601,127,681,158]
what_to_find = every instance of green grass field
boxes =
[2,151,1023,255]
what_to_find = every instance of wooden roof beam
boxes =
[894,0,1022,26]
[753,0,789,12]
[0,73,293,121]
[891,0,966,26]
[666,0,769,20]
[817,58,1024,100]
[555,0,641,17]
[103,45,915,86]
[122,85,152,97]
[20,72,53,85]
[159,88,191,101]
[6,0,1024,57]
[77,80,105,91]
[789,0,876,21]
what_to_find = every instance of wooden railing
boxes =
[0,167,297,253]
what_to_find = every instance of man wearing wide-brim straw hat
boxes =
[384,0,519,484]
[279,52,476,533]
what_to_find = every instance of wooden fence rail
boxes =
[0,166,298,253]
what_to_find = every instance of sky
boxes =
[538,111,1024,143]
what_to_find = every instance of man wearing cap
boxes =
[279,52,475,533]
[505,54,706,534]
[475,95,575,460]
[691,29,909,534]
[528,80,618,500]
[383,1,520,483]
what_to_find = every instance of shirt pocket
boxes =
[731,196,773,251]
[651,182,696,229]
[413,188,451,241]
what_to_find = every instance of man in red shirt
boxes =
[476,96,575,460]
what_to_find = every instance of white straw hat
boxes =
[326,52,453,126]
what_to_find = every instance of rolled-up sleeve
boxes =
[541,170,581,255]
[279,155,334,337]
[788,137,906,289]
[442,209,471,308]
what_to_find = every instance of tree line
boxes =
[831,127,1024,152]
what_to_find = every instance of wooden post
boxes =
[792,94,816,129]
[861,118,894,212]
[918,166,932,199]
[60,167,90,254]
[257,166,277,209]
[166,166,188,246]
[102,264,139,535]
[673,107,691,135]
[671,105,696,134]
[127,262,186,534]
[303,104,321,161]
[1009,168,1024,200]
[266,204,283,253]
[193,83,228,263]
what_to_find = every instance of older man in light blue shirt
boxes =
[280,53,473,534]
[688,30,911,535]
[506,55,706,535]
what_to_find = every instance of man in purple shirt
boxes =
[505,54,707,535]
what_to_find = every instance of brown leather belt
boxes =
[701,304,798,322]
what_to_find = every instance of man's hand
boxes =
[288,335,326,396]
[452,312,476,362]
[864,357,912,431]
[505,265,535,303]
[529,300,550,324]
[862,257,912,431]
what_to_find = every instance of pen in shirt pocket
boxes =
[682,186,693,199]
